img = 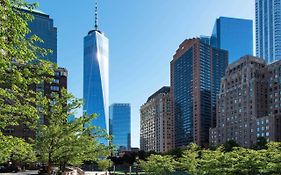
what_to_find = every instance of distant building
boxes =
[83,4,109,144]
[22,8,57,63]
[140,87,173,153]
[256,0,281,63]
[210,56,281,147]
[109,103,131,151]
[211,17,253,64]
[171,38,228,147]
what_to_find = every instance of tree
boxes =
[0,133,36,164]
[97,159,112,171]
[179,143,201,175]
[226,147,266,175]
[253,137,268,150]
[166,147,184,159]
[223,140,240,152]
[0,0,54,163]
[260,142,281,174]
[35,89,111,174]
[140,154,176,175]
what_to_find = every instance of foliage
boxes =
[166,147,184,159]
[140,154,176,175]
[223,140,240,152]
[0,0,54,163]
[97,159,112,171]
[35,89,111,173]
[177,142,281,175]
[0,133,36,164]
[252,136,268,150]
[179,143,201,175]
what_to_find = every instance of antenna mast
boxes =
[94,1,99,30]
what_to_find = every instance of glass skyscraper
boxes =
[83,23,109,143]
[256,0,281,63]
[171,38,228,147]
[23,8,57,63]
[109,103,131,151]
[211,17,253,64]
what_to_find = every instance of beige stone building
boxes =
[210,55,281,147]
[140,87,173,153]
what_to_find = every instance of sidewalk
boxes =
[0,170,38,175]
[84,171,109,175]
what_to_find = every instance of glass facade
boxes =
[83,30,109,144]
[24,9,57,63]
[211,17,253,64]
[171,39,228,147]
[109,103,131,151]
[256,0,281,63]
[173,48,194,147]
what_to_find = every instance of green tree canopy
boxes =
[0,0,54,163]
[35,89,111,174]
[140,154,176,175]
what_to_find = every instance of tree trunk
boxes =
[48,152,52,175]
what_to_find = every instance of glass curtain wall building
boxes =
[256,0,281,63]
[211,17,253,64]
[83,29,109,144]
[171,38,228,147]
[109,104,131,151]
[23,8,57,63]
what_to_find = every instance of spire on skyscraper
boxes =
[94,1,98,30]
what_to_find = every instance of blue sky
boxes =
[29,0,255,147]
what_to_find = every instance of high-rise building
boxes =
[140,87,173,153]
[109,103,131,151]
[210,56,267,148]
[22,8,57,63]
[83,4,109,143]
[256,0,281,63]
[210,56,281,147]
[171,38,228,147]
[2,9,66,141]
[211,17,253,64]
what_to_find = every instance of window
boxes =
[53,79,60,84]
[50,86,60,91]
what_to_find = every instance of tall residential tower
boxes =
[83,3,109,142]
[256,0,281,63]
[171,38,228,147]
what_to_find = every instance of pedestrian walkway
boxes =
[0,170,38,175]
[84,171,109,175]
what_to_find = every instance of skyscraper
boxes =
[140,87,173,153]
[23,8,57,63]
[3,9,67,141]
[109,103,131,151]
[171,38,228,147]
[83,3,109,142]
[256,0,281,63]
[211,17,253,63]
